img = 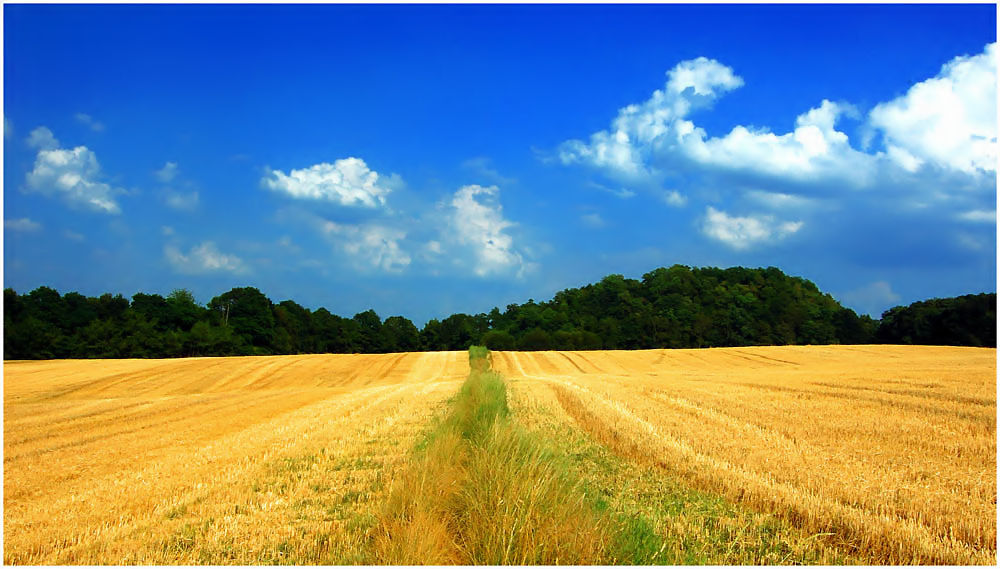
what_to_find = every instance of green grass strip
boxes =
[373,347,672,564]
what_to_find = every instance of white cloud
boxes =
[164,190,200,211]
[321,221,411,272]
[956,209,996,223]
[559,56,743,180]
[663,190,687,206]
[5,218,42,232]
[4,117,12,139]
[581,212,606,228]
[26,126,59,150]
[449,184,526,277]
[666,56,745,97]
[558,44,996,204]
[745,190,819,209]
[686,100,874,184]
[558,58,873,188]
[869,43,996,174]
[161,225,175,236]
[74,113,105,132]
[165,242,246,274]
[701,206,802,249]
[263,157,393,208]
[25,134,122,214]
[155,161,179,183]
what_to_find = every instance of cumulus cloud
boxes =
[701,206,802,250]
[74,113,105,132]
[869,43,996,174]
[5,218,42,232]
[559,44,997,197]
[165,242,246,274]
[321,221,411,272]
[263,157,393,208]
[559,57,744,179]
[25,132,123,214]
[26,126,59,150]
[689,100,875,184]
[155,161,179,183]
[449,184,526,277]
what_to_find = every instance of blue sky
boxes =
[4,4,997,325]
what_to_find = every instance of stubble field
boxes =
[4,345,996,564]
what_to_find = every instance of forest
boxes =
[3,265,995,359]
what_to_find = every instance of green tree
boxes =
[352,309,384,353]
[383,316,421,352]
[209,287,276,352]
[481,329,516,351]
[518,328,552,351]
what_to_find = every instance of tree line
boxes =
[3,265,994,359]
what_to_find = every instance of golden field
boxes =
[4,345,996,564]
[495,345,997,564]
[3,352,468,564]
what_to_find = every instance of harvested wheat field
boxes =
[3,352,468,564]
[4,345,996,565]
[494,345,997,564]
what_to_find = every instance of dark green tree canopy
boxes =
[3,266,993,360]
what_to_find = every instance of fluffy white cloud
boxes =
[666,56,745,97]
[26,126,59,150]
[449,184,525,277]
[559,44,997,198]
[263,157,393,208]
[5,218,42,232]
[701,206,802,249]
[559,56,743,179]
[321,221,411,272]
[74,113,105,132]
[25,135,122,214]
[155,161,179,183]
[870,43,996,174]
[686,100,874,184]
[165,242,245,274]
